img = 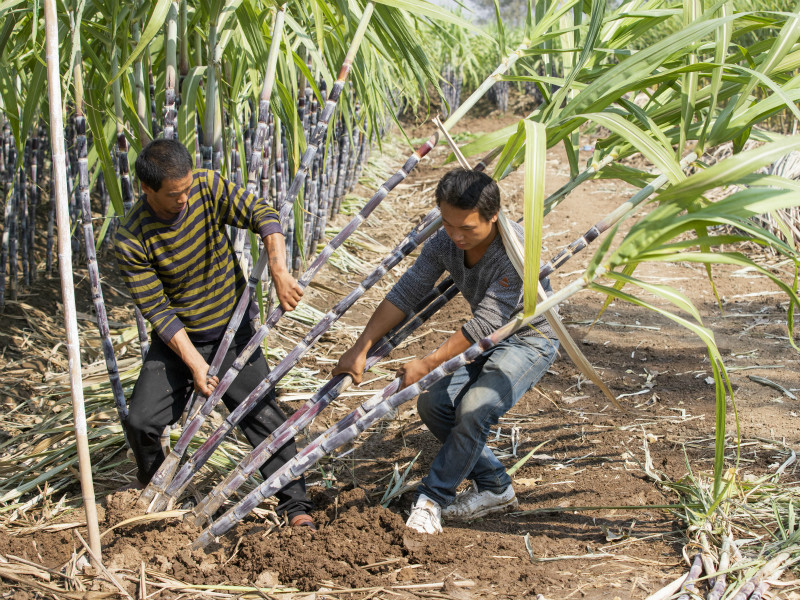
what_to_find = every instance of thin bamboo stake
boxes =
[44,0,102,563]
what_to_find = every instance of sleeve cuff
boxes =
[461,321,482,345]
[157,318,185,344]
[258,221,283,239]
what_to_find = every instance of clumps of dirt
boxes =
[103,489,145,527]
[100,486,416,592]
[224,487,410,589]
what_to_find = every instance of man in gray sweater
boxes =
[334,168,558,534]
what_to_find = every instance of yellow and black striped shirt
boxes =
[114,169,281,343]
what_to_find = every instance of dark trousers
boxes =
[125,326,313,518]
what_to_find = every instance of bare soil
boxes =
[1,101,799,599]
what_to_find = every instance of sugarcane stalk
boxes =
[144,37,537,507]
[163,0,178,140]
[0,140,15,309]
[46,171,54,277]
[132,23,151,146]
[201,24,217,170]
[8,167,18,300]
[18,158,28,288]
[730,551,793,600]
[194,263,601,548]
[150,209,443,512]
[112,50,150,360]
[140,5,371,504]
[707,534,733,600]
[190,276,459,525]
[27,136,37,283]
[44,0,102,563]
[675,553,704,600]
[146,51,159,139]
[73,53,129,426]
[278,2,375,231]
[154,2,287,449]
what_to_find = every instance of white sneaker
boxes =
[441,483,518,521]
[405,494,443,534]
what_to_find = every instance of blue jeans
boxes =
[416,334,558,508]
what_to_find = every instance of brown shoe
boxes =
[289,513,317,531]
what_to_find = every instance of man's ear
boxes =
[490,212,499,224]
[140,182,155,196]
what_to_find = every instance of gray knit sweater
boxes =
[386,221,556,343]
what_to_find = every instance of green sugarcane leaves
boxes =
[85,81,124,216]
[522,120,545,318]
[112,0,171,85]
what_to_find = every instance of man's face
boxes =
[440,201,497,252]
[142,171,194,220]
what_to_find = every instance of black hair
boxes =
[134,139,193,191]
[434,168,500,221]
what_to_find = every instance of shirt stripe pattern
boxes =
[115,169,281,343]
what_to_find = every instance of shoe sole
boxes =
[442,496,519,522]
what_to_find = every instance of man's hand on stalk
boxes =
[332,345,369,384]
[264,232,303,311]
[166,328,219,396]
[396,357,431,389]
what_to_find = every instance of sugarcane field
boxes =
[4,0,800,598]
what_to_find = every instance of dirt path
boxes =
[0,106,798,599]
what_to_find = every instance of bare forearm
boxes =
[422,328,472,370]
[353,299,407,352]
[264,232,288,278]
[263,233,303,310]
[166,328,206,373]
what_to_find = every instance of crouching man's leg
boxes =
[407,335,558,532]
[125,336,195,487]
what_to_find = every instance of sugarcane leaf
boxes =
[523,119,545,318]
[579,111,684,184]
[112,0,172,85]
[546,0,605,121]
[493,121,526,181]
[20,53,45,147]
[653,137,800,208]
[370,0,487,37]
[733,0,800,113]
[86,83,124,215]
[563,12,741,118]
[0,65,20,151]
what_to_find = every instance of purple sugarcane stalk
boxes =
[193,270,573,547]
[190,277,458,525]
[149,210,443,511]
[675,554,703,600]
[139,249,270,505]
[192,195,650,545]
[72,65,130,424]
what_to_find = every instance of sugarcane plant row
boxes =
[0,4,380,326]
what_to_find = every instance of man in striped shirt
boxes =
[115,139,314,528]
